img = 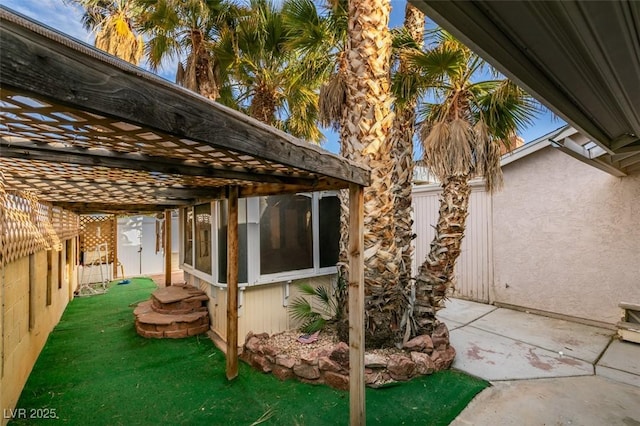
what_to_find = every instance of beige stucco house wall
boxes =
[491,145,640,325]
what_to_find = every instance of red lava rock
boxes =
[387,354,416,381]
[318,356,342,373]
[272,365,295,381]
[329,342,350,368]
[293,363,321,380]
[324,371,349,391]
[403,335,434,353]
[410,351,435,375]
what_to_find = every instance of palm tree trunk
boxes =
[413,174,470,336]
[391,4,425,291]
[337,0,400,348]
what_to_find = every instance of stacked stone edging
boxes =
[240,323,455,389]
[134,284,210,339]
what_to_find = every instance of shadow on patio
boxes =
[10,278,486,426]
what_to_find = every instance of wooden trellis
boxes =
[0,173,79,266]
[79,215,116,264]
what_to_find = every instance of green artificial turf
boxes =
[11,278,488,425]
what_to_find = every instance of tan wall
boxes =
[1,239,78,423]
[492,147,640,324]
[184,273,335,346]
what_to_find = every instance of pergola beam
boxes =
[0,140,320,186]
[52,202,184,214]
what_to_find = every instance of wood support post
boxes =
[226,186,239,380]
[113,217,118,278]
[164,210,172,286]
[348,184,365,426]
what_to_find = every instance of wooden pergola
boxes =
[0,7,369,424]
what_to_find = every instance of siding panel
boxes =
[412,184,491,302]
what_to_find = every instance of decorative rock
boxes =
[410,351,435,375]
[324,371,349,391]
[441,346,456,368]
[365,353,388,368]
[403,335,434,353]
[272,365,295,381]
[275,354,296,369]
[262,344,277,358]
[134,284,210,339]
[329,342,350,368]
[293,363,320,380]
[300,353,318,366]
[431,350,445,370]
[387,354,416,381]
[245,336,261,353]
[251,355,272,373]
[318,356,342,373]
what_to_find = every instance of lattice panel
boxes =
[79,215,115,263]
[0,89,314,178]
[0,156,244,205]
[0,177,78,266]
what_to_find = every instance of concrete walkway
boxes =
[438,298,640,425]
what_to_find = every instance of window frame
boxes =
[179,191,340,288]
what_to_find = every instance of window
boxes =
[319,195,340,268]
[180,192,340,286]
[217,199,248,283]
[260,195,313,275]
[183,208,193,266]
[194,203,212,274]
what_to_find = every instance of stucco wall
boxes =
[1,240,78,423]
[492,146,640,324]
[184,272,335,346]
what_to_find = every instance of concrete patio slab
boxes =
[470,308,613,363]
[449,326,593,381]
[450,376,640,426]
[597,340,640,388]
[436,298,497,325]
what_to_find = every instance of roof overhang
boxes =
[0,7,369,214]
[410,0,640,173]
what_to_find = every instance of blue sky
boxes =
[1,0,564,154]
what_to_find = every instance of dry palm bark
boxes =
[175,30,220,101]
[413,174,470,335]
[94,14,143,65]
[390,4,425,292]
[338,0,400,348]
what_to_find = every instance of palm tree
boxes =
[136,0,236,101]
[389,4,426,301]
[406,31,538,337]
[68,0,144,65]
[216,0,325,142]
[339,0,400,348]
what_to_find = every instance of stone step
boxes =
[134,300,209,339]
[150,284,209,314]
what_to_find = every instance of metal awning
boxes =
[410,0,640,176]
